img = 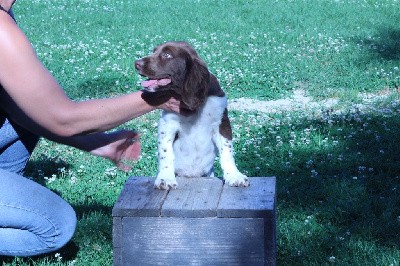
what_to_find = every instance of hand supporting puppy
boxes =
[89,130,141,172]
[158,97,181,114]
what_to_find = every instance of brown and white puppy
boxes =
[135,41,249,189]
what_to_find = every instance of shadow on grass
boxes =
[8,104,400,265]
[233,108,400,264]
[356,27,400,61]
[25,157,71,186]
[0,241,80,265]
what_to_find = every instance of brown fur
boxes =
[219,109,233,140]
[136,41,232,138]
[136,41,225,111]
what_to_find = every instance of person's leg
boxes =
[0,118,39,174]
[0,169,77,257]
[0,117,75,256]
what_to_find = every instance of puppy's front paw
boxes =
[154,174,178,190]
[224,172,250,187]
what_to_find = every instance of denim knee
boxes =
[0,170,77,257]
[0,200,77,257]
[41,199,77,255]
[54,201,77,252]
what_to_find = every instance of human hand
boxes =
[158,97,181,113]
[89,130,141,172]
[140,89,181,114]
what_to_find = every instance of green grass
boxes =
[2,0,400,265]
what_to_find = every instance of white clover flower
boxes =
[311,170,318,177]
[55,252,62,262]
[44,174,57,184]
[70,176,77,184]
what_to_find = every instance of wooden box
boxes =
[112,176,276,266]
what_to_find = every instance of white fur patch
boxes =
[155,96,249,189]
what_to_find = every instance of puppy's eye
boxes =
[161,52,173,59]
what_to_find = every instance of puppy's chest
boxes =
[177,115,216,138]
[175,96,226,137]
[160,96,226,146]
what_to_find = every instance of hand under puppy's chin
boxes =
[140,89,174,106]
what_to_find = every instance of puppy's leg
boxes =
[154,114,179,190]
[213,110,249,187]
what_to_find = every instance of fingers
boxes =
[165,97,181,113]
[117,134,142,172]
[104,130,141,172]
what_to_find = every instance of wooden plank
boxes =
[112,217,122,248]
[121,217,265,266]
[161,177,223,218]
[113,247,121,266]
[265,217,277,266]
[217,177,276,218]
[112,177,168,217]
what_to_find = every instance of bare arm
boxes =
[0,12,158,138]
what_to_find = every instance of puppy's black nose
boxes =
[135,59,143,71]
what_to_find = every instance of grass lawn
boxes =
[2,0,400,265]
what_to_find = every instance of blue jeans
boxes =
[0,118,77,257]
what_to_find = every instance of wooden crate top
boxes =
[112,176,276,219]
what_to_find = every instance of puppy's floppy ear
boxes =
[182,58,210,110]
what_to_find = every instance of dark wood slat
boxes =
[217,177,276,218]
[161,177,223,218]
[112,177,168,217]
[121,217,265,266]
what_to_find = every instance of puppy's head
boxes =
[135,41,210,111]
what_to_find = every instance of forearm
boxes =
[60,91,155,136]
[0,87,154,138]
[49,132,113,153]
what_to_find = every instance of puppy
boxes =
[135,41,249,189]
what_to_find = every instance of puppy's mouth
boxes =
[141,77,172,92]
